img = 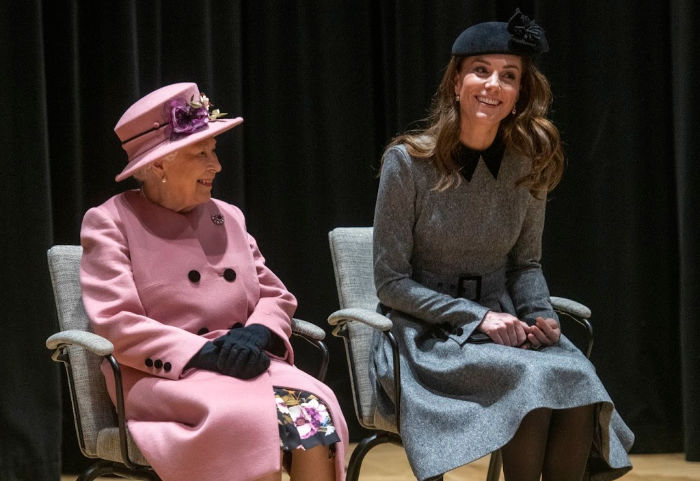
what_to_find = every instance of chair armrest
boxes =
[328,307,402,430]
[290,318,328,382]
[327,307,393,332]
[46,331,142,469]
[550,296,591,319]
[550,296,593,358]
[46,329,114,356]
[291,318,326,341]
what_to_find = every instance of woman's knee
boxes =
[289,445,336,481]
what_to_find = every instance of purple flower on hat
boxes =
[168,97,210,138]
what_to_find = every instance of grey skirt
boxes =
[371,310,634,481]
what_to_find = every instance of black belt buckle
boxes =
[457,275,481,301]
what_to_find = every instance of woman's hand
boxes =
[213,324,272,379]
[525,317,561,348]
[216,340,270,379]
[478,311,530,346]
[186,341,220,372]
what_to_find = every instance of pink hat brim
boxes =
[115,116,244,182]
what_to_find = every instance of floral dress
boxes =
[274,388,340,470]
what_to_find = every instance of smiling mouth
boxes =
[476,96,501,106]
[197,179,214,187]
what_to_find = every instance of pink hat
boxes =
[114,82,243,182]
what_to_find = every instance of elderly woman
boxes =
[370,11,633,481]
[80,82,348,481]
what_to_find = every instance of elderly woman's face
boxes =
[160,137,221,212]
[454,54,522,129]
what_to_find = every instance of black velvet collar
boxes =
[455,137,506,182]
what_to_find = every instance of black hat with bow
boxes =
[451,9,549,57]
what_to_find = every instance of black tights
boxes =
[500,405,595,481]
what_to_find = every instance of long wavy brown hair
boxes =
[387,55,564,196]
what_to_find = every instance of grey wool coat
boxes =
[370,144,634,481]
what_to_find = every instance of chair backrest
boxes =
[328,227,378,311]
[47,245,116,458]
[329,227,393,431]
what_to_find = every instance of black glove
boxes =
[212,324,271,379]
[216,323,271,351]
[185,341,220,372]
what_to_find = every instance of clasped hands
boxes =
[187,324,272,379]
[477,311,560,349]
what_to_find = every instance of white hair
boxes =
[131,151,179,183]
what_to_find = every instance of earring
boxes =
[161,176,167,183]
[456,95,460,102]
[512,105,517,115]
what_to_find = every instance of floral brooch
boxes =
[168,93,228,139]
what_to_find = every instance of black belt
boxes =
[412,267,505,302]
[456,275,481,301]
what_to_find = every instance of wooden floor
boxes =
[352,444,700,480]
[60,443,700,480]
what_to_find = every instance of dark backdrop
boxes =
[2,1,698,479]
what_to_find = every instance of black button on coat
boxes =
[223,268,236,282]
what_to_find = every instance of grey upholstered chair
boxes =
[327,227,594,481]
[46,245,329,481]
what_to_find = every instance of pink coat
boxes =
[80,190,348,481]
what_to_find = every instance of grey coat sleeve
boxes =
[506,193,558,322]
[373,147,490,330]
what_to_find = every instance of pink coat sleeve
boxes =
[244,233,296,361]
[222,200,297,363]
[80,205,209,380]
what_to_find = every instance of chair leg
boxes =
[347,431,401,481]
[77,461,116,481]
[111,464,161,481]
[485,450,502,481]
[77,460,161,481]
